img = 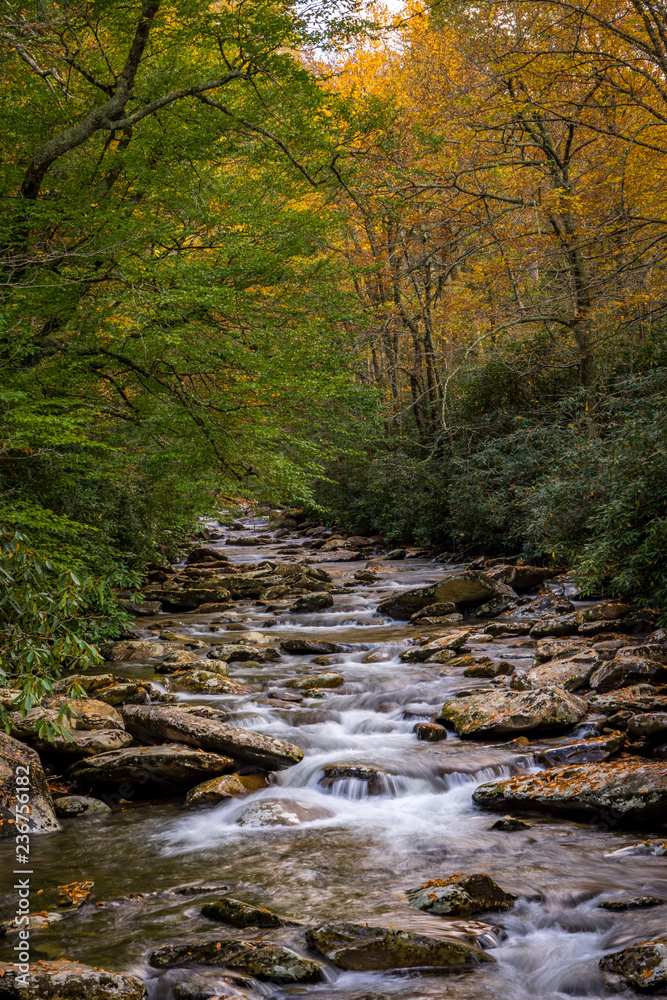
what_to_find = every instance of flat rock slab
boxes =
[68,744,236,791]
[589,685,667,716]
[149,939,323,983]
[0,732,59,838]
[201,897,282,928]
[122,705,303,770]
[305,921,493,972]
[439,687,587,738]
[473,760,667,823]
[0,959,146,999]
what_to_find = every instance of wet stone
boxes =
[0,959,146,999]
[598,896,664,911]
[415,722,448,741]
[490,816,532,831]
[201,897,282,928]
[53,795,112,818]
[599,937,667,993]
[319,763,392,794]
[406,873,517,917]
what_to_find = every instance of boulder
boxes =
[237,799,333,826]
[488,565,554,591]
[121,705,304,770]
[579,602,631,623]
[534,638,590,664]
[289,594,334,612]
[439,687,587,738]
[628,713,667,737]
[0,960,146,999]
[68,744,236,792]
[530,614,579,638]
[120,600,162,616]
[463,661,514,678]
[0,732,59,838]
[187,546,230,564]
[100,640,188,661]
[588,685,667,716]
[525,650,600,691]
[201,897,282,928]
[319,764,392,794]
[598,897,664,911]
[502,594,575,622]
[170,670,249,695]
[144,587,232,609]
[590,656,666,692]
[536,733,625,766]
[473,760,667,823]
[305,922,492,972]
[93,682,151,706]
[184,773,267,807]
[207,644,279,663]
[38,729,134,758]
[150,939,322,984]
[406,873,516,917]
[53,795,111,818]
[599,937,667,993]
[287,672,344,690]
[410,602,457,623]
[378,573,517,620]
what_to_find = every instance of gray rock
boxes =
[598,896,664,911]
[599,937,667,993]
[121,705,303,770]
[184,773,267,807]
[439,687,587,738]
[170,670,249,695]
[237,799,333,826]
[150,939,323,983]
[589,685,667,716]
[536,733,625,766]
[281,638,365,654]
[0,959,146,999]
[406,873,516,916]
[0,732,59,838]
[305,921,493,972]
[628,713,667,737]
[289,593,334,612]
[525,650,600,690]
[590,656,666,692]
[473,760,667,823]
[530,614,579,638]
[502,594,575,622]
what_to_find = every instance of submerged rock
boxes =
[598,896,664,911]
[439,687,587,738]
[319,763,392,794]
[0,959,146,998]
[201,897,282,928]
[473,760,667,823]
[305,921,493,972]
[599,937,667,993]
[0,732,59,838]
[68,744,236,792]
[237,798,333,826]
[121,705,304,770]
[490,816,532,831]
[406,873,516,917]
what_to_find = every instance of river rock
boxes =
[463,660,514,678]
[536,733,625,766]
[305,921,492,972]
[34,728,134,758]
[473,760,667,823]
[101,639,189,661]
[378,573,517,620]
[185,773,268,807]
[145,587,232,609]
[319,763,391,794]
[187,546,230,564]
[0,732,59,838]
[281,639,365,654]
[627,713,667,737]
[502,594,575,622]
[415,722,448,741]
[150,939,322,983]
[410,602,457,623]
[237,798,333,826]
[287,672,344,689]
[121,705,304,770]
[68,744,236,791]
[484,622,531,637]
[533,638,590,664]
[599,937,667,993]
[590,656,666,692]
[605,840,667,857]
[201,897,282,928]
[588,685,667,715]
[207,644,279,663]
[53,795,112,818]
[289,593,334,612]
[439,687,587,738]
[530,614,580,638]
[488,565,554,591]
[406,873,516,917]
[93,682,151,706]
[525,650,600,691]
[170,670,249,695]
[0,959,146,999]
[598,896,664,911]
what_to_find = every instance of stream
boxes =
[1,514,665,1000]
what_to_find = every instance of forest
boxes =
[1,0,666,705]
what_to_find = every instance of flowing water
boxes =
[1,517,665,999]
